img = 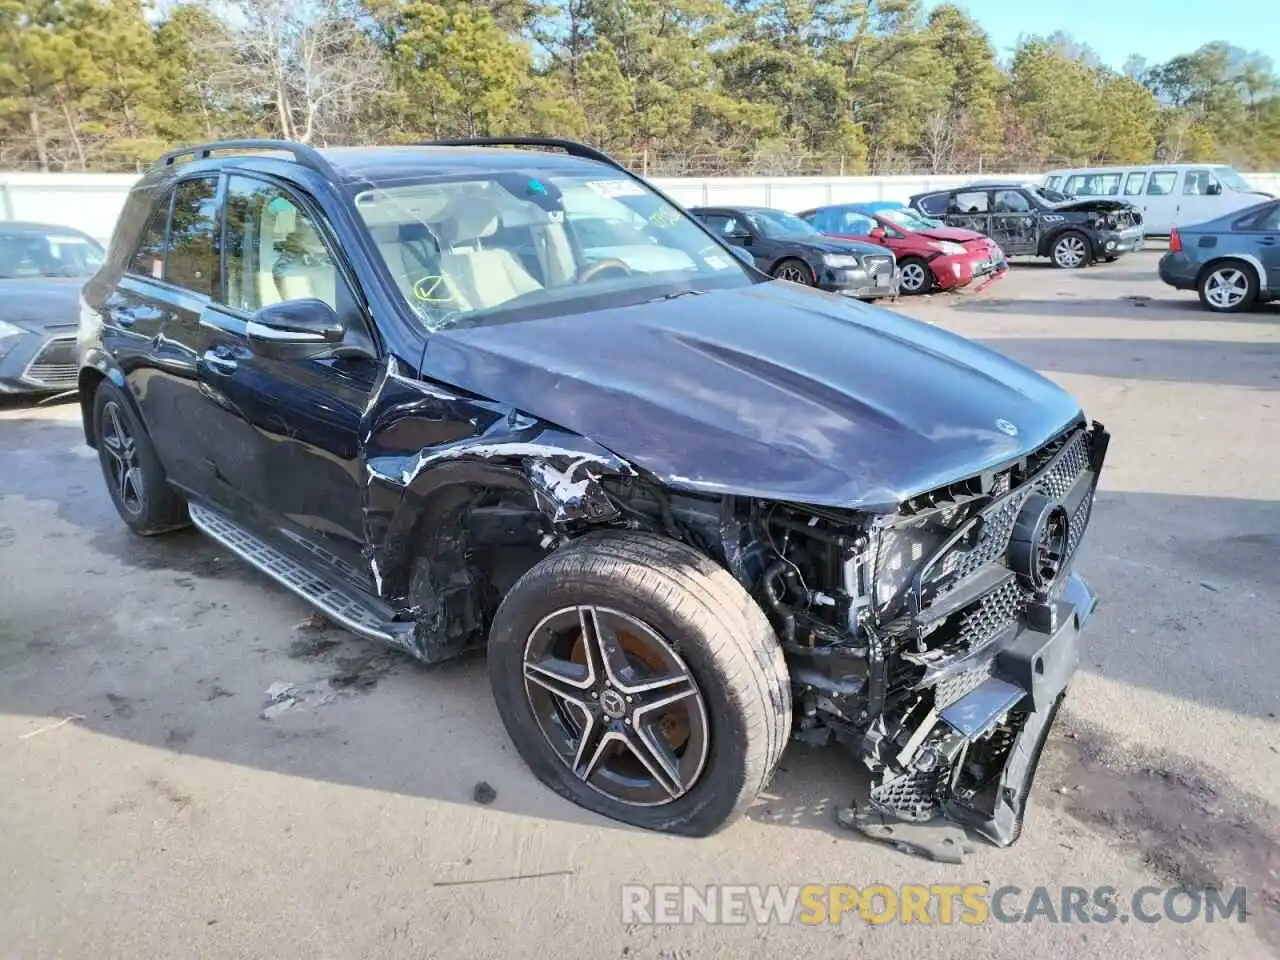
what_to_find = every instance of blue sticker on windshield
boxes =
[527,179,547,196]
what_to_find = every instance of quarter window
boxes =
[1146,171,1177,195]
[1253,203,1280,231]
[1123,172,1146,195]
[223,175,339,312]
[166,177,219,297]
[128,189,174,279]
[917,193,948,215]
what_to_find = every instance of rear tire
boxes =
[93,381,188,535]
[488,531,791,836]
[1050,231,1091,269]
[1197,260,1259,313]
[898,257,934,295]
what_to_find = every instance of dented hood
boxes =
[1050,198,1137,214]
[422,282,1082,510]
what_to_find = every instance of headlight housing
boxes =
[929,240,967,256]
[0,319,26,340]
[824,254,861,268]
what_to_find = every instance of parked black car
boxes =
[0,221,104,394]
[79,138,1108,854]
[689,205,898,299]
[1158,200,1280,313]
[908,183,1145,269]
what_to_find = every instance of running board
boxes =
[188,502,410,646]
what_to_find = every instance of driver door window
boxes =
[223,176,339,313]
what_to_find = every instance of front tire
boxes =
[772,258,815,286]
[93,381,188,535]
[898,257,933,295]
[1050,231,1091,269]
[488,531,791,836]
[1198,260,1259,313]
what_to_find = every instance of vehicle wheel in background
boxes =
[898,257,933,295]
[93,381,189,535]
[771,259,815,285]
[1050,231,1091,269]
[1197,261,1259,313]
[488,531,792,836]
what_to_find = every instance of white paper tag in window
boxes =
[586,179,645,198]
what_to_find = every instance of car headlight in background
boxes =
[929,241,968,256]
[824,254,861,268]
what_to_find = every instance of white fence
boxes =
[4,170,1280,246]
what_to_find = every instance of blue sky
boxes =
[926,0,1277,71]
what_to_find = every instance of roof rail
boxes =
[154,139,340,180]
[415,137,628,174]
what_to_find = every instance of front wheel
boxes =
[1050,231,1091,269]
[1198,261,1259,313]
[488,531,792,836]
[898,257,933,295]
[772,259,815,285]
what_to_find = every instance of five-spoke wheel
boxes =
[1198,262,1258,313]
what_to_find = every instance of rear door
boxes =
[989,189,1039,256]
[196,173,380,575]
[1245,202,1280,293]
[946,190,992,237]
[1142,169,1179,233]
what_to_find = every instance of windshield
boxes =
[0,228,103,279]
[352,171,749,330]
[745,210,819,239]
[1216,168,1254,192]
[878,209,935,230]
[1029,186,1067,204]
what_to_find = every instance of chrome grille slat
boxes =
[20,336,78,388]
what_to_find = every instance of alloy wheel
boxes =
[775,263,812,285]
[100,401,146,516]
[1053,235,1087,268]
[1204,268,1249,310]
[522,605,710,807]
[900,262,928,293]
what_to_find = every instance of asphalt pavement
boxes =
[1,250,1277,959]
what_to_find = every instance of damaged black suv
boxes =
[79,138,1108,851]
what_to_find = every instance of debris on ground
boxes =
[287,633,342,660]
[473,782,497,805]
[260,681,299,720]
[294,613,331,633]
[260,698,296,720]
[18,715,85,741]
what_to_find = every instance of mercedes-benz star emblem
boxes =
[599,688,627,719]
[996,418,1019,437]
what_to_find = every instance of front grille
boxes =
[870,768,941,821]
[21,336,78,388]
[958,577,1025,653]
[863,256,894,274]
[934,663,993,707]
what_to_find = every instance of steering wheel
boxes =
[575,258,633,283]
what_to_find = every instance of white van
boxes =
[1040,164,1272,234]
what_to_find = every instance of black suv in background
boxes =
[79,138,1108,855]
[909,182,1145,268]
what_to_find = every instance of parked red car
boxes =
[800,203,1007,295]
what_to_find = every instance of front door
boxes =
[196,173,381,577]
[1177,168,1218,228]
[988,189,1039,256]
[1142,170,1179,233]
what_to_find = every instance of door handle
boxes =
[203,350,238,375]
[1259,237,1276,246]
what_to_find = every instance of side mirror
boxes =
[869,226,887,241]
[728,245,755,267]
[247,299,344,345]
[1207,181,1223,196]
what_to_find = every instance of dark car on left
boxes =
[689,205,898,299]
[0,221,104,394]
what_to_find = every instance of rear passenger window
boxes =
[993,190,1031,213]
[223,175,338,312]
[1124,172,1146,195]
[1146,171,1176,195]
[917,194,947,215]
[166,177,219,296]
[951,192,988,214]
[129,189,174,279]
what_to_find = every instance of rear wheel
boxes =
[898,257,933,295]
[1050,231,1091,269]
[1198,261,1258,313]
[488,531,791,836]
[93,381,188,535]
[772,259,814,286]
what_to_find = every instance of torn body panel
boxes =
[357,355,635,662]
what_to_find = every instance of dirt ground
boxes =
[2,250,1278,959]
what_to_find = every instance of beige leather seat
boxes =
[273,219,337,307]
[437,201,541,310]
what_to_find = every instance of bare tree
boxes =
[919,107,958,173]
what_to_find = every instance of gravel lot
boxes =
[2,250,1278,959]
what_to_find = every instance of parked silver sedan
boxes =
[1158,200,1280,313]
